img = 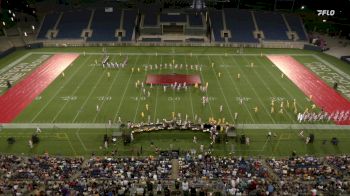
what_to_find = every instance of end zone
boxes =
[0,54,79,123]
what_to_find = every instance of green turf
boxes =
[1,46,350,157]
[0,129,348,157]
[13,50,320,124]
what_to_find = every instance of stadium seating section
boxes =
[88,9,121,41]
[121,10,137,41]
[37,12,60,39]
[143,11,159,27]
[188,13,203,27]
[56,10,91,39]
[209,10,225,42]
[36,8,308,43]
[284,14,308,41]
[254,12,289,40]
[160,13,187,23]
[224,9,258,43]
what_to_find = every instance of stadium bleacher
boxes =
[55,10,91,39]
[188,13,203,27]
[224,9,258,43]
[254,12,289,40]
[160,13,187,23]
[88,9,121,42]
[209,10,225,42]
[37,12,60,39]
[284,14,309,41]
[143,11,159,27]
[121,9,137,41]
[34,8,309,44]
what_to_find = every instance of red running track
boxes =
[146,74,201,85]
[267,55,350,125]
[0,54,79,123]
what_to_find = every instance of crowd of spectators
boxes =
[267,156,350,195]
[0,155,83,181]
[179,154,273,195]
[81,156,172,180]
[0,154,349,195]
[325,155,350,176]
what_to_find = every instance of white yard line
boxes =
[217,56,255,123]
[194,56,215,118]
[171,57,176,114]
[71,60,110,123]
[184,55,195,120]
[92,55,120,123]
[241,56,295,122]
[30,55,91,122]
[75,129,88,151]
[65,133,77,155]
[112,55,141,122]
[132,56,150,123]
[50,56,98,123]
[206,55,236,123]
[229,56,276,123]
[153,56,163,122]
[253,56,305,122]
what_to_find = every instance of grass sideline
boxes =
[0,129,348,157]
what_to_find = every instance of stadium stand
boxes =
[37,12,60,39]
[1,154,349,195]
[188,13,203,27]
[284,14,309,41]
[224,9,258,43]
[160,13,187,23]
[88,9,121,42]
[32,8,310,44]
[121,10,137,41]
[209,10,225,42]
[254,12,289,41]
[143,10,159,27]
[55,10,91,39]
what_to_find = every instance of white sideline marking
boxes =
[31,56,92,122]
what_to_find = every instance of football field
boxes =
[1,46,350,157]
